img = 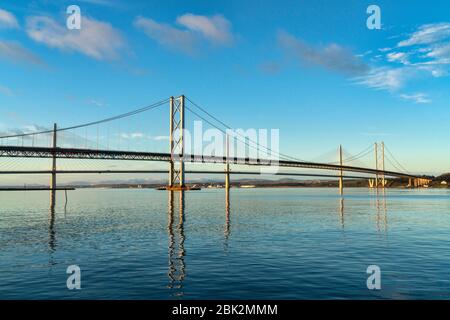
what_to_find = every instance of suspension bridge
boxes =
[0,95,432,207]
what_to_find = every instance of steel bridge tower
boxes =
[374,142,386,188]
[168,95,186,190]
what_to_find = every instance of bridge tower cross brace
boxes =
[168,96,186,190]
[374,142,386,189]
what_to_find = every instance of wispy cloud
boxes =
[0,124,49,137]
[354,22,450,101]
[134,13,234,54]
[0,40,45,66]
[386,52,410,65]
[0,8,19,29]
[88,99,106,107]
[153,135,169,141]
[26,15,126,60]
[423,43,450,64]
[361,131,394,137]
[119,133,169,141]
[134,16,196,54]
[77,0,121,6]
[398,23,450,47]
[120,132,146,139]
[176,14,234,45]
[0,84,13,96]
[259,61,283,75]
[354,67,407,91]
[277,30,369,76]
[277,24,450,103]
[397,23,450,67]
[399,93,432,104]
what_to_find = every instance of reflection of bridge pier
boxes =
[375,189,388,233]
[167,191,186,295]
[224,185,231,251]
[48,206,56,252]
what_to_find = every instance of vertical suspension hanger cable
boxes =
[97,123,99,150]
[85,127,88,149]
[118,121,121,150]
[107,121,110,150]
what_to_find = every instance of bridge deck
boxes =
[0,146,425,179]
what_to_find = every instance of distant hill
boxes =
[435,173,450,181]
[428,173,449,188]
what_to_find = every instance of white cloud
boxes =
[398,23,450,47]
[354,22,450,101]
[430,67,447,77]
[176,13,233,45]
[88,99,105,107]
[0,8,19,29]
[121,132,146,139]
[354,67,406,91]
[134,14,234,53]
[119,133,169,140]
[415,64,448,78]
[0,84,13,96]
[26,15,125,60]
[399,93,432,104]
[0,40,44,65]
[361,132,393,137]
[277,30,369,76]
[134,16,196,54]
[78,0,120,6]
[386,52,409,65]
[153,135,169,141]
[424,43,450,64]
[0,124,49,137]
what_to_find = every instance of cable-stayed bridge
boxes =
[0,95,432,204]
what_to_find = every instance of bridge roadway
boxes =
[0,170,378,180]
[0,145,425,179]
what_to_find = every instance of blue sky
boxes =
[1,0,450,178]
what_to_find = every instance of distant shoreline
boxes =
[0,184,446,191]
[2,176,448,191]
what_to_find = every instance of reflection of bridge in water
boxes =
[43,187,391,294]
[167,191,186,295]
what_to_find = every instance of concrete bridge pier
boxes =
[225,135,230,193]
[407,177,431,188]
[369,178,388,188]
[225,167,230,191]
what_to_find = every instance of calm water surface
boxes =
[1,188,450,299]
